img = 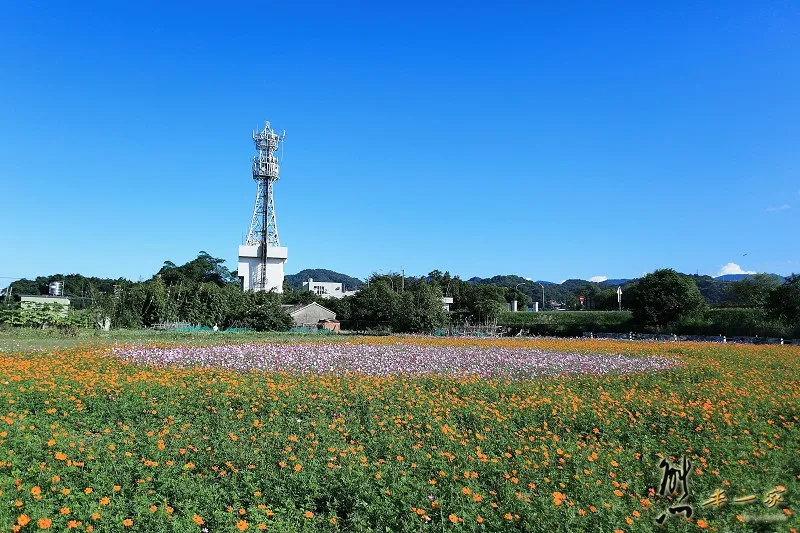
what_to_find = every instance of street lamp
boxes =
[537,282,545,311]
[513,282,527,312]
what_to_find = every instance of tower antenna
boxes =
[237,121,288,293]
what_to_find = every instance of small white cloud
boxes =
[589,275,608,283]
[559,280,566,284]
[766,204,791,212]
[715,262,756,277]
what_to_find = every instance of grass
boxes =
[0,330,796,532]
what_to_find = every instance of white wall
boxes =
[238,244,287,293]
[302,279,345,299]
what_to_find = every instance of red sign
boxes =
[579,295,585,304]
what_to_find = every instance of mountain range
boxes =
[289,270,784,288]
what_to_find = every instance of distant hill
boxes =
[714,273,785,282]
[285,269,364,291]
[600,278,635,286]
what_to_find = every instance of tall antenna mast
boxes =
[246,121,284,248]
[238,121,289,293]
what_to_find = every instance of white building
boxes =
[301,278,357,299]
[442,296,454,311]
[238,244,288,293]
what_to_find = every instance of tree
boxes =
[393,280,448,332]
[323,296,352,322]
[727,274,782,308]
[460,285,507,325]
[242,292,293,331]
[156,252,235,287]
[627,269,706,328]
[766,274,800,325]
[349,280,398,330]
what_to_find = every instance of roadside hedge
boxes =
[498,309,798,338]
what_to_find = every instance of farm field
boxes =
[0,332,797,532]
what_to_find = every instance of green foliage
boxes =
[675,308,796,338]
[242,292,293,332]
[321,297,351,322]
[766,274,800,325]
[627,269,706,328]
[725,274,782,308]
[156,251,236,286]
[498,308,798,338]
[281,286,319,306]
[499,311,635,336]
[349,280,397,330]
[394,281,448,333]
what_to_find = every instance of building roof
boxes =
[281,301,336,318]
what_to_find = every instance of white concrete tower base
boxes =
[238,244,288,293]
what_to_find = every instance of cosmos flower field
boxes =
[0,335,796,532]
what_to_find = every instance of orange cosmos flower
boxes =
[304,511,314,518]
[192,515,204,525]
[17,515,30,526]
[122,518,133,527]
[236,520,249,531]
[37,518,52,529]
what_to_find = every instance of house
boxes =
[318,319,341,333]
[281,301,336,328]
[301,278,357,299]
[442,296,454,311]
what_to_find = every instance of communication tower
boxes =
[237,121,288,292]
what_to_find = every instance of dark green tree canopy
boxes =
[727,274,782,308]
[156,251,235,287]
[766,274,800,325]
[627,269,706,328]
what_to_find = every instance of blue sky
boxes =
[1,2,798,284]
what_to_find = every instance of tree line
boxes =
[2,253,798,335]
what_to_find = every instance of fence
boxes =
[580,331,797,345]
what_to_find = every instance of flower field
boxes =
[0,335,797,532]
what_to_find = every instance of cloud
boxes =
[589,276,608,283]
[766,204,791,212]
[715,262,756,277]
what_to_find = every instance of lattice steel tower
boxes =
[238,121,288,293]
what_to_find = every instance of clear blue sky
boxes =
[1,2,798,284]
